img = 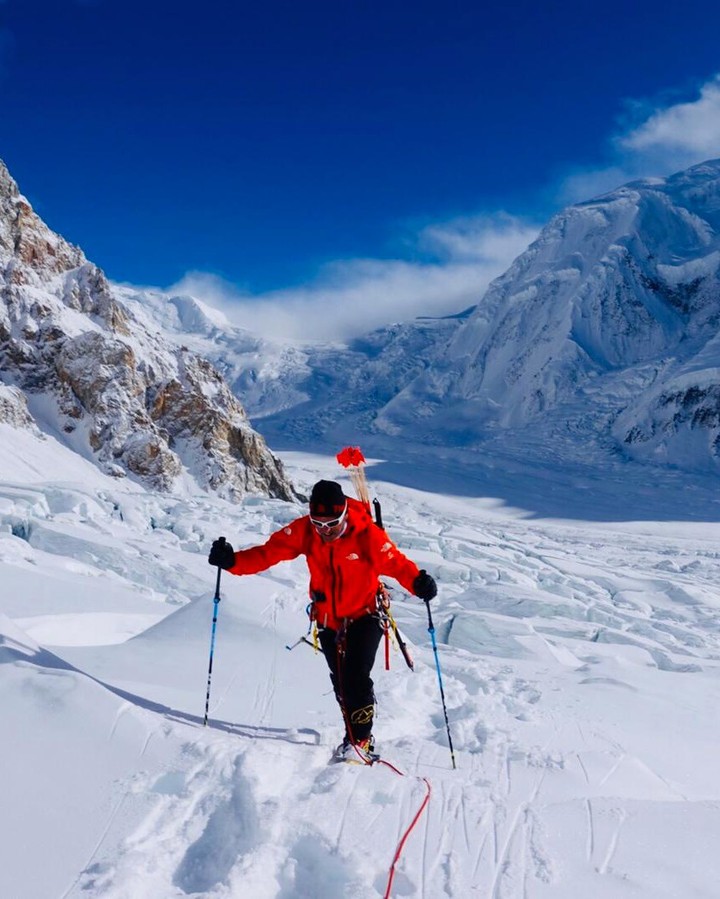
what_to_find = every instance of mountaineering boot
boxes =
[333,734,378,764]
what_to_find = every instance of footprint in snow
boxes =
[278,833,357,899]
[173,759,259,895]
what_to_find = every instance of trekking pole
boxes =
[424,599,457,769]
[203,536,225,726]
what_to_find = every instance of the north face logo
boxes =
[346,553,359,561]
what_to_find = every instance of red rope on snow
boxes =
[333,635,433,897]
[377,762,432,899]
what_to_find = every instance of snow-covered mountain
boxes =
[114,281,468,449]
[119,159,720,475]
[0,161,293,500]
[7,153,720,488]
[380,160,720,469]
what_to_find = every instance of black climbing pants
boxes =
[318,614,383,743]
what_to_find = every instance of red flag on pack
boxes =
[336,445,370,508]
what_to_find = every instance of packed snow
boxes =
[2,427,720,898]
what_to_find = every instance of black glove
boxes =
[208,538,235,570]
[413,569,437,601]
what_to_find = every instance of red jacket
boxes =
[228,498,420,630]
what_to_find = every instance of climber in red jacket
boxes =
[208,479,437,762]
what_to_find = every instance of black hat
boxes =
[309,480,346,516]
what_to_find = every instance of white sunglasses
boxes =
[310,506,347,530]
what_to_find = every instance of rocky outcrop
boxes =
[0,164,84,284]
[0,160,294,500]
[0,385,39,433]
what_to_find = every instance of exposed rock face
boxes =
[0,385,39,432]
[0,165,83,282]
[0,160,294,499]
[148,352,292,497]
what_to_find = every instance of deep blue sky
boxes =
[2,0,720,292]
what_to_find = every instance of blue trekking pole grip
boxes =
[203,536,225,726]
[424,598,457,769]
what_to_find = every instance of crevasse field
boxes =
[3,424,720,899]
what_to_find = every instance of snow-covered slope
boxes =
[0,161,293,500]
[3,431,720,898]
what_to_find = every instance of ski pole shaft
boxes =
[203,537,225,726]
[424,600,457,769]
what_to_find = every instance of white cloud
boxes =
[168,215,539,342]
[619,76,720,159]
[167,75,720,343]
[558,74,720,204]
